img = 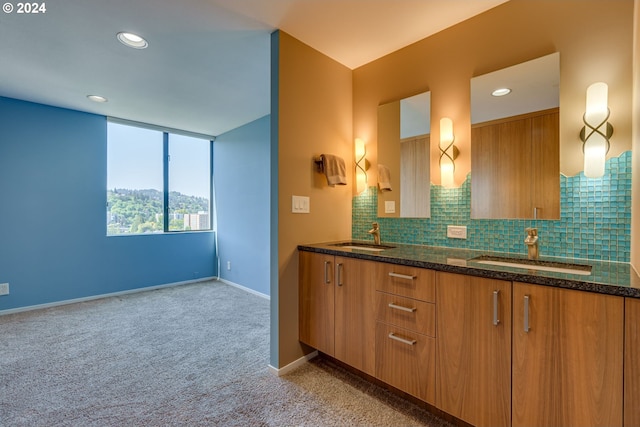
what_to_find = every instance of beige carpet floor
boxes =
[0,280,453,426]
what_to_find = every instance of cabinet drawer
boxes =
[375,322,436,404]
[376,291,435,337]
[375,264,435,302]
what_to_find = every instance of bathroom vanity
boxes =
[298,241,640,427]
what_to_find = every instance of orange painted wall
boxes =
[353,0,634,184]
[273,31,353,367]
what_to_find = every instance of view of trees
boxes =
[107,189,209,234]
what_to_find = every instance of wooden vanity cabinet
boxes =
[512,282,624,427]
[436,272,512,427]
[301,251,629,427]
[334,255,377,375]
[625,298,640,427]
[299,251,377,375]
[374,263,436,404]
[299,251,335,356]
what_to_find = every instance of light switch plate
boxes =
[385,201,396,214]
[292,195,310,213]
[447,225,467,239]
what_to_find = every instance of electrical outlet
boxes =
[0,283,9,296]
[227,261,231,271]
[447,225,467,239]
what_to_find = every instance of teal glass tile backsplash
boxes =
[353,151,632,263]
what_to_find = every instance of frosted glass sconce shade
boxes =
[439,118,456,188]
[580,82,613,178]
[355,138,368,193]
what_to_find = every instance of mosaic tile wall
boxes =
[353,151,632,263]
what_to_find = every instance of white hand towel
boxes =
[378,164,392,191]
[321,154,347,186]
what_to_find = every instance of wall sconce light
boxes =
[580,82,613,178]
[439,118,458,188]
[355,138,368,193]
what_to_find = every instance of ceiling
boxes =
[471,52,560,125]
[0,0,508,137]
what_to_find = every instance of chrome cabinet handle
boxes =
[524,295,530,333]
[388,333,416,346]
[388,272,416,280]
[324,261,331,284]
[388,303,417,313]
[337,263,343,286]
[493,290,500,326]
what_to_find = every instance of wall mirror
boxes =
[377,91,431,218]
[470,52,560,220]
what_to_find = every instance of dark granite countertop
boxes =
[298,240,640,298]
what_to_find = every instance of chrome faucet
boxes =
[524,227,539,260]
[368,222,381,245]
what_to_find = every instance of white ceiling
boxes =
[471,52,560,124]
[0,0,508,137]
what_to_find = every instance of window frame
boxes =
[107,118,214,236]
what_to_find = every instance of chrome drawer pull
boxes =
[337,263,344,286]
[388,333,416,346]
[388,272,416,280]
[493,290,500,326]
[388,303,417,313]
[524,295,530,333]
[324,261,331,284]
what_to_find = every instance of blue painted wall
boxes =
[214,115,271,296]
[353,152,632,263]
[0,97,216,311]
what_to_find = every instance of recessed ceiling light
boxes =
[492,88,512,97]
[87,95,108,103]
[117,32,148,49]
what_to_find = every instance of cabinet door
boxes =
[531,111,559,219]
[625,298,640,427]
[376,322,436,404]
[471,108,559,219]
[471,117,532,219]
[334,256,377,376]
[513,283,623,427]
[436,272,511,427]
[299,251,335,356]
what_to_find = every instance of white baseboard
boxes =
[268,351,318,377]
[0,277,216,316]
[218,278,270,300]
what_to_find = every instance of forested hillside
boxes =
[107,189,209,234]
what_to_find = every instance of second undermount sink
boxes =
[331,242,396,252]
[470,256,592,276]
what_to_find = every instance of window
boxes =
[168,134,211,231]
[107,121,212,235]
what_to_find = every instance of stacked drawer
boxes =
[374,263,436,404]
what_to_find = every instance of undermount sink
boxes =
[331,242,396,252]
[470,256,592,276]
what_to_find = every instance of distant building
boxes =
[184,211,209,230]
[156,212,184,222]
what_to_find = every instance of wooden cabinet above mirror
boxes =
[471,108,559,219]
[470,53,560,220]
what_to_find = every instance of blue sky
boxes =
[107,122,210,199]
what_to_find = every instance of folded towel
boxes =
[378,164,392,191]
[321,154,347,186]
